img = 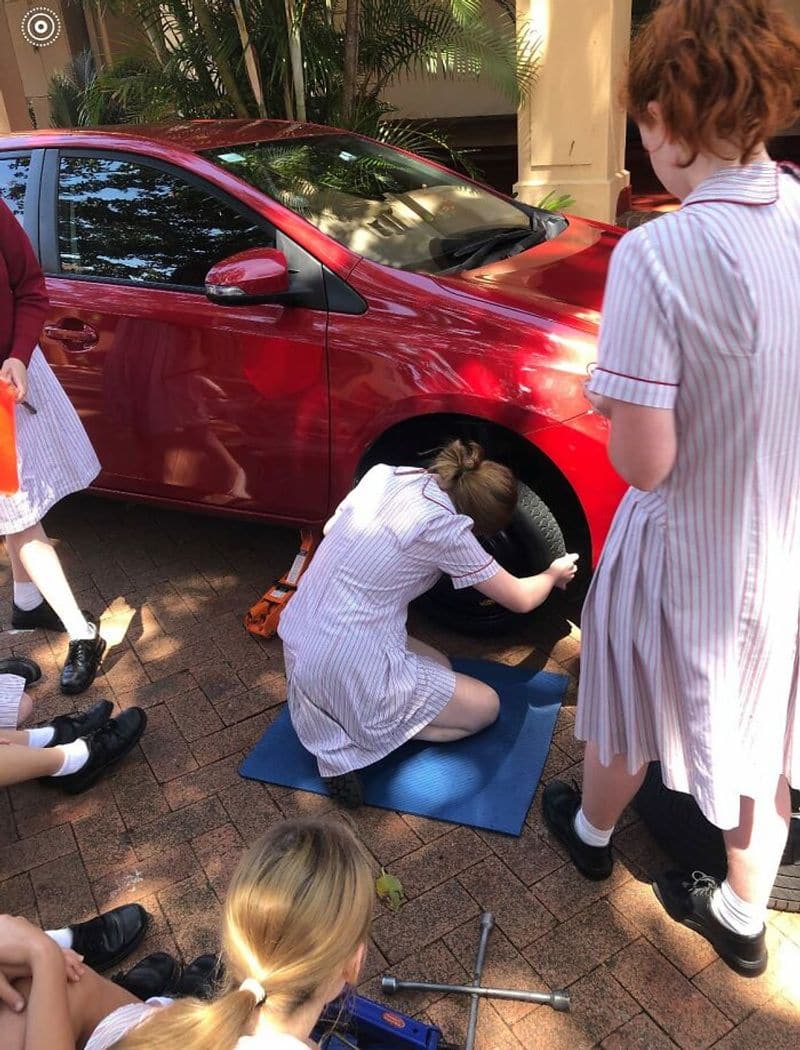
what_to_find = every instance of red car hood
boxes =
[435,216,622,334]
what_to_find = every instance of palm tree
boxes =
[52,0,540,161]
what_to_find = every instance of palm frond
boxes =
[536,190,576,212]
[54,0,538,186]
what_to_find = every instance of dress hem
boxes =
[1,468,100,536]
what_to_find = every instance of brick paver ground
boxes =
[1,494,798,1049]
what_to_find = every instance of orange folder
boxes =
[0,382,19,495]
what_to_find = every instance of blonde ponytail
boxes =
[112,988,258,1050]
[430,439,518,537]
[112,818,374,1050]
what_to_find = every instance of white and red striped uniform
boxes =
[278,466,499,777]
[0,348,100,536]
[576,162,800,829]
[0,673,25,728]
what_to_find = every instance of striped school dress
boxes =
[0,197,99,535]
[0,673,25,729]
[278,465,500,777]
[576,162,800,830]
[0,347,100,535]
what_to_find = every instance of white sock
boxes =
[710,879,764,937]
[67,619,97,643]
[574,806,614,847]
[13,581,42,611]
[26,726,55,748]
[51,738,90,777]
[46,928,74,950]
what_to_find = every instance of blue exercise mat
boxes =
[239,658,566,836]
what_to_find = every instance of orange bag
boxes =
[0,383,19,495]
[244,529,318,639]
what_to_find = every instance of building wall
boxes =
[384,2,515,120]
[3,0,86,126]
[386,0,800,123]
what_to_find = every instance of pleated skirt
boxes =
[575,487,799,829]
[0,673,25,729]
[0,349,100,535]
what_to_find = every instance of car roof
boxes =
[1,119,342,152]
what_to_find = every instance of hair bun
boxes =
[429,439,484,484]
[449,440,483,479]
[459,442,483,473]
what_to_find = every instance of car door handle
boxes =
[42,322,99,349]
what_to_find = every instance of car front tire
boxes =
[416,480,567,635]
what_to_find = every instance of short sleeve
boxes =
[417,513,500,590]
[588,227,680,409]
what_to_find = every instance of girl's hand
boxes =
[547,553,579,590]
[0,948,85,982]
[0,358,28,402]
[0,915,62,1012]
[61,948,86,983]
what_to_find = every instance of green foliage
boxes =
[536,190,576,213]
[50,0,540,158]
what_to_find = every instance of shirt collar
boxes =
[682,161,779,207]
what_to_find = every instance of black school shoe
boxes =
[37,699,114,746]
[70,904,150,972]
[56,707,147,795]
[114,952,222,1001]
[60,629,106,695]
[0,656,41,687]
[653,870,768,978]
[323,771,364,809]
[541,780,614,881]
[113,952,181,1000]
[11,599,66,633]
[174,954,223,1000]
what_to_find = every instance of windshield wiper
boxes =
[438,221,548,272]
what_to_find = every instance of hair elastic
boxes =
[239,978,267,1005]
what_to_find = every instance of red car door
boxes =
[37,149,329,522]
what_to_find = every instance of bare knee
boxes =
[477,686,500,729]
[17,692,33,724]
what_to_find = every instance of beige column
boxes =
[0,9,32,131]
[515,0,632,222]
[5,1,80,128]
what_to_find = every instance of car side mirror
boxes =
[205,248,290,304]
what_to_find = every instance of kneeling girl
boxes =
[278,440,578,802]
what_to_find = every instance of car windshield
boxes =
[205,135,566,273]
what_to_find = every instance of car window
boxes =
[57,154,273,287]
[0,154,30,221]
[207,135,566,273]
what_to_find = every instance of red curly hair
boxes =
[626,0,800,163]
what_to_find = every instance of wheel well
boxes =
[357,413,591,561]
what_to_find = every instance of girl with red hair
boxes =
[544,0,800,977]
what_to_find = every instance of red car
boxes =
[0,120,626,630]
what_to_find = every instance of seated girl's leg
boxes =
[407,636,451,670]
[414,672,499,743]
[0,742,63,786]
[17,692,32,723]
[0,966,138,1050]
